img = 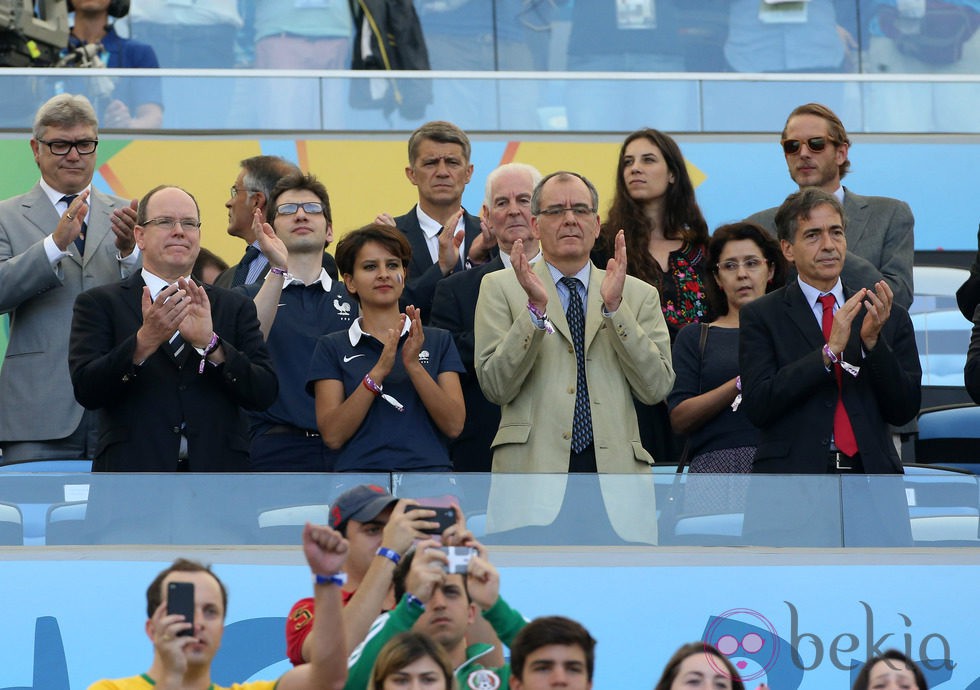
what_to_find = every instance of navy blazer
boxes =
[739,280,921,474]
[69,273,277,472]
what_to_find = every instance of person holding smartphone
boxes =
[87,523,350,690]
[307,223,465,471]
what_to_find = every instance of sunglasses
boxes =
[781,137,836,155]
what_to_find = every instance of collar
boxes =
[347,314,411,346]
[141,269,193,301]
[545,260,591,289]
[417,205,466,241]
[797,276,844,309]
[40,179,92,217]
[832,185,845,204]
[500,248,542,269]
[285,267,333,292]
[457,643,496,675]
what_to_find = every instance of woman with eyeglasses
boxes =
[592,128,711,464]
[307,223,465,471]
[667,222,786,474]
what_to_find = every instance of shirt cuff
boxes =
[44,234,71,265]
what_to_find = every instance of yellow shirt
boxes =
[88,673,278,690]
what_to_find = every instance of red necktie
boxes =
[818,294,858,456]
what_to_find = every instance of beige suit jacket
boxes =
[474,259,674,543]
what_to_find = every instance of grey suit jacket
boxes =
[0,183,136,444]
[747,188,914,309]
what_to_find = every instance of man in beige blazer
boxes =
[474,171,674,544]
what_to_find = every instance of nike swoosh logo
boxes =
[343,354,366,363]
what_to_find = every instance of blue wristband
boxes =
[376,547,401,565]
[404,593,425,610]
[313,572,348,587]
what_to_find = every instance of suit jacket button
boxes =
[567,345,573,353]
[567,386,575,395]
[562,432,571,440]
[171,426,181,434]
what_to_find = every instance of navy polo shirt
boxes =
[241,272,357,435]
[306,319,465,472]
[62,26,163,113]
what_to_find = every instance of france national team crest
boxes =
[333,298,352,319]
[466,669,501,690]
[419,349,431,364]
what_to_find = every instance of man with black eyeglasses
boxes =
[746,102,914,310]
[0,93,140,467]
[69,185,277,472]
[237,172,358,471]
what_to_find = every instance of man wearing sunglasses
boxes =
[238,172,358,471]
[0,93,139,467]
[747,102,914,310]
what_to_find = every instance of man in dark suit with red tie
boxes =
[739,188,921,545]
[69,185,277,472]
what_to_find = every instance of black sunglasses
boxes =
[781,137,835,155]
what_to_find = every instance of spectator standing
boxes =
[0,94,139,466]
[308,224,465,471]
[653,642,746,690]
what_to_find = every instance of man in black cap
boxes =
[285,484,444,662]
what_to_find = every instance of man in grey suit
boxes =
[0,94,138,465]
[746,102,915,309]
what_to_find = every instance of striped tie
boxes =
[560,277,593,453]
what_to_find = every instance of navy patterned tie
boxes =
[231,245,261,287]
[560,277,593,453]
[60,194,86,255]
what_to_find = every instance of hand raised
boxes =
[138,283,191,352]
[111,198,138,256]
[303,523,349,576]
[401,306,425,369]
[599,229,627,313]
[859,280,893,350]
[512,239,548,311]
[253,209,288,270]
[375,212,396,227]
[436,209,465,275]
[53,189,89,252]
[175,278,214,349]
[827,288,867,356]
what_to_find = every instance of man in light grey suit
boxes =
[0,94,138,465]
[746,102,915,309]
[475,171,674,544]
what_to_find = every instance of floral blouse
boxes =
[659,242,708,340]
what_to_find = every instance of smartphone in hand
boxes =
[406,505,457,535]
[167,581,195,636]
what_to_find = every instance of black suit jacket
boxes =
[739,280,921,474]
[69,273,278,472]
[430,256,504,472]
[394,206,482,322]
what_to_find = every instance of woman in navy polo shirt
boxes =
[307,224,465,471]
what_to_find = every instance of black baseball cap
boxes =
[329,484,398,531]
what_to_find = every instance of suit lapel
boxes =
[405,207,434,271]
[584,263,604,350]
[80,191,116,267]
[842,189,870,250]
[784,281,825,348]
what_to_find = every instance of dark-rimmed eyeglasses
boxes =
[142,217,202,230]
[781,137,835,155]
[277,202,324,215]
[536,205,596,218]
[37,138,98,156]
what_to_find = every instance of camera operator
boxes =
[61,0,162,128]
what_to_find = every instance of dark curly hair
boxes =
[704,221,788,317]
[598,128,709,289]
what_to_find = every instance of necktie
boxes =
[560,277,593,453]
[168,330,186,362]
[818,294,858,456]
[60,194,86,255]
[231,245,261,287]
